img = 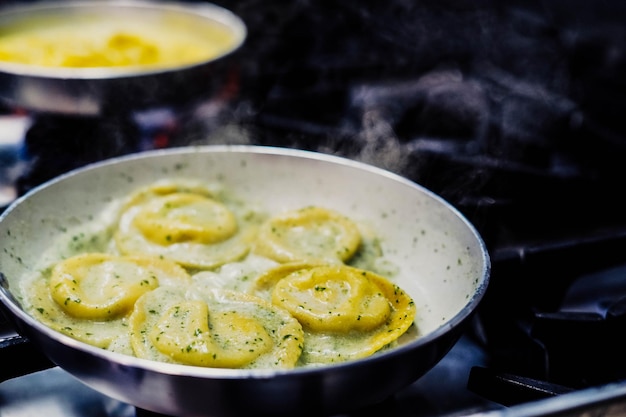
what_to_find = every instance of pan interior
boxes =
[0,147,488,370]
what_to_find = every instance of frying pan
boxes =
[0,0,246,115]
[0,146,490,417]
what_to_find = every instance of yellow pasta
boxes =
[129,286,304,369]
[251,263,416,365]
[132,193,238,245]
[0,17,238,69]
[272,265,392,332]
[254,206,361,264]
[27,252,190,349]
[114,180,263,270]
[21,179,417,369]
[49,253,189,320]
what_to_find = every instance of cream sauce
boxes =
[19,179,416,369]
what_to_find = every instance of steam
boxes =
[353,108,409,173]
[152,0,578,200]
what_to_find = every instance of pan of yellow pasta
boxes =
[0,145,490,417]
[0,0,246,115]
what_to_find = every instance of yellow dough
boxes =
[28,253,190,348]
[132,193,238,245]
[251,263,416,365]
[129,286,304,369]
[272,265,392,332]
[21,179,416,368]
[114,180,263,270]
[254,206,361,264]
[49,252,189,320]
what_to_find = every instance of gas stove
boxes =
[3,0,626,416]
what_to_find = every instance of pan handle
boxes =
[0,304,55,382]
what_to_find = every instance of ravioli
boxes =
[29,253,191,348]
[114,180,264,270]
[254,206,362,264]
[20,179,416,368]
[251,263,416,365]
[129,286,304,369]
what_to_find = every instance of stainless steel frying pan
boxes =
[0,0,246,115]
[0,146,490,417]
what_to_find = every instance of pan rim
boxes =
[0,144,491,380]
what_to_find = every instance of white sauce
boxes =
[18,179,418,369]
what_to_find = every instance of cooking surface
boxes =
[0,337,492,417]
[3,0,626,416]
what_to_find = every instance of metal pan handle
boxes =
[0,303,54,382]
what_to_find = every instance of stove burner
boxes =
[468,366,574,407]
[470,231,626,407]
[532,266,626,387]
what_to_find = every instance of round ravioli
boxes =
[49,252,190,319]
[254,206,362,264]
[129,286,304,369]
[29,253,190,348]
[114,180,263,270]
[252,263,416,365]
